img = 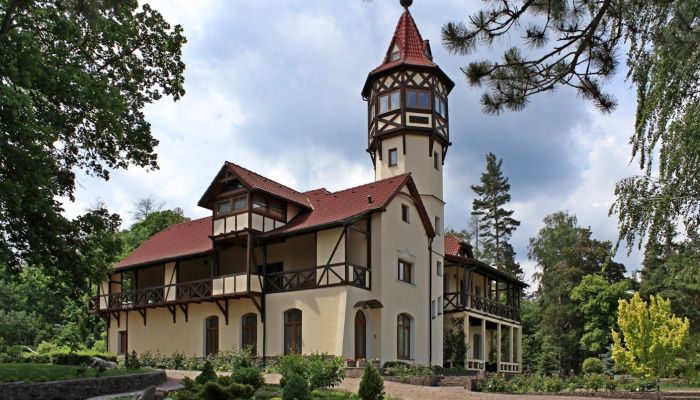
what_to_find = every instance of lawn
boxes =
[0,363,152,383]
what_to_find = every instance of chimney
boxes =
[367,195,373,204]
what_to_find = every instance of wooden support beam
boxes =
[178,303,189,323]
[138,309,147,326]
[215,299,229,325]
[111,311,121,328]
[250,296,263,316]
[167,305,177,323]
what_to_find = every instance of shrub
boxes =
[384,363,433,378]
[200,381,229,400]
[196,361,218,385]
[254,386,282,400]
[543,376,565,393]
[232,367,265,390]
[282,373,309,400]
[125,350,141,370]
[227,382,255,399]
[382,361,409,369]
[582,357,605,374]
[358,363,384,400]
[52,351,116,366]
[306,354,344,390]
[583,373,607,392]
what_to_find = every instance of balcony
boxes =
[443,292,520,322]
[89,272,262,313]
[264,264,370,293]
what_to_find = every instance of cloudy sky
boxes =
[64,0,643,284]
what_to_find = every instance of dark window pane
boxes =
[379,95,389,113]
[419,92,430,109]
[407,90,417,107]
[390,92,400,110]
[388,148,398,166]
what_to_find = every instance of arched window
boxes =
[397,313,412,360]
[205,316,219,356]
[355,311,367,359]
[241,313,257,354]
[284,309,302,355]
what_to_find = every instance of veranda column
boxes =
[497,323,502,373]
[518,327,523,369]
[463,313,470,369]
[509,325,514,365]
[480,318,486,371]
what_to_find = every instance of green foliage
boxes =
[277,353,344,392]
[381,361,409,369]
[231,367,264,390]
[358,363,384,400]
[125,350,141,370]
[283,373,309,400]
[120,209,190,257]
[470,152,522,278]
[571,275,630,354]
[383,363,434,378]
[174,375,254,400]
[612,293,690,382]
[0,0,186,283]
[443,317,466,365]
[0,363,149,383]
[527,211,626,374]
[196,361,218,385]
[253,385,282,400]
[473,373,620,394]
[582,358,605,374]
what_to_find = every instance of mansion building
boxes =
[91,3,526,373]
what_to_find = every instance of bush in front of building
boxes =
[196,361,218,385]
[175,376,255,400]
[282,373,309,400]
[138,347,259,372]
[582,357,605,374]
[358,363,385,400]
[383,363,434,379]
[471,373,633,394]
[231,366,265,390]
[277,353,345,392]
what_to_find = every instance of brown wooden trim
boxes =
[215,299,229,325]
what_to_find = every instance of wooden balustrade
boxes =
[264,263,370,293]
[443,291,520,321]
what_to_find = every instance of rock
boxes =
[90,357,118,371]
[154,388,168,400]
[133,385,155,400]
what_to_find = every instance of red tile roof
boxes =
[114,217,213,270]
[226,162,311,209]
[444,234,463,256]
[264,174,415,236]
[372,9,437,74]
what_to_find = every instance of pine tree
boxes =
[471,152,521,277]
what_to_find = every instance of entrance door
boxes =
[354,311,367,359]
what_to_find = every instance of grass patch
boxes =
[0,363,152,383]
[659,382,700,391]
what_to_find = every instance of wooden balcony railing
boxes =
[90,265,371,313]
[88,273,261,313]
[265,263,370,293]
[443,292,520,321]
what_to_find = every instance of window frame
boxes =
[397,313,412,360]
[284,309,302,355]
[215,194,248,217]
[397,259,413,284]
[378,90,401,115]
[401,204,410,223]
[241,313,257,354]
[437,261,443,277]
[406,88,432,110]
[388,148,398,167]
[251,194,286,221]
[205,316,220,356]
[434,216,441,236]
[390,44,400,61]
[434,151,440,170]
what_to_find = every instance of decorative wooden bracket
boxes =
[138,309,147,326]
[215,299,229,325]
[250,296,263,316]
[167,305,177,323]
[178,303,189,323]
[110,311,120,328]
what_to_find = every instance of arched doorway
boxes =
[354,311,367,359]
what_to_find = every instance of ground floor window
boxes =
[242,313,257,353]
[473,333,482,359]
[205,316,219,355]
[397,313,412,360]
[118,331,128,354]
[284,309,302,354]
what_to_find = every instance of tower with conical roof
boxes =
[362,0,454,365]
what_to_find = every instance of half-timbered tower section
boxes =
[90,1,526,370]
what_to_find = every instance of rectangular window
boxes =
[434,96,446,117]
[378,90,400,114]
[473,334,482,359]
[401,204,409,223]
[118,331,128,354]
[216,200,231,216]
[435,216,441,235]
[431,299,436,319]
[398,260,413,284]
[434,151,440,170]
[438,295,443,315]
[232,196,247,210]
[388,148,398,167]
[406,89,431,109]
[437,261,443,277]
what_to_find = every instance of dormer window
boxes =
[221,179,243,193]
[216,200,231,216]
[390,44,400,61]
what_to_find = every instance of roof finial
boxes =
[400,0,412,10]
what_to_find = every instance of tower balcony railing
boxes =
[443,291,520,322]
[264,263,370,293]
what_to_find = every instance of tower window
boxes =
[434,96,446,117]
[434,151,440,170]
[406,89,431,109]
[401,204,410,223]
[388,148,398,167]
[435,216,441,235]
[378,90,400,114]
[390,44,400,61]
[437,261,443,277]
[398,260,413,284]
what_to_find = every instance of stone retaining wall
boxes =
[0,370,166,400]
